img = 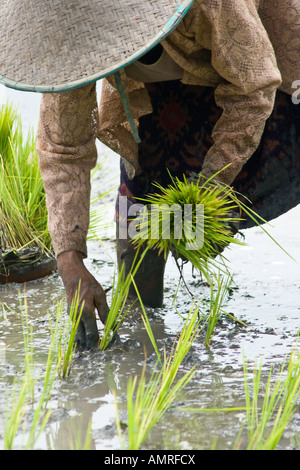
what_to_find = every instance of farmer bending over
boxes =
[0,0,299,349]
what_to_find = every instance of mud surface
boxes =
[0,86,300,450]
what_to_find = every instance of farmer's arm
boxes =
[37,83,108,350]
[164,0,282,186]
[200,0,282,185]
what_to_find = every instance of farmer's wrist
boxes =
[57,250,85,277]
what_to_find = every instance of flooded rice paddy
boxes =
[0,86,300,450]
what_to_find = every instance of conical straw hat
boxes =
[0,0,193,93]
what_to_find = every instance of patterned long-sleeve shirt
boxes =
[37,0,300,258]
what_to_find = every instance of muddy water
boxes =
[0,86,300,450]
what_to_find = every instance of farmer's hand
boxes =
[188,171,241,255]
[57,250,109,350]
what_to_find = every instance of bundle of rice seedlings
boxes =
[0,101,51,254]
[0,103,109,282]
[131,171,244,277]
[132,170,289,279]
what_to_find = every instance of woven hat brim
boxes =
[0,0,193,93]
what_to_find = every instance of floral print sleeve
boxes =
[36,83,99,258]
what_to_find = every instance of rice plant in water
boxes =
[115,302,201,450]
[237,347,300,450]
[99,246,150,351]
[48,289,83,379]
[204,272,233,347]
[0,102,51,254]
[176,347,300,449]
[99,264,132,350]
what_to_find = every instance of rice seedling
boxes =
[114,303,201,450]
[173,268,245,349]
[99,246,150,350]
[131,276,162,361]
[23,353,55,450]
[0,101,51,254]
[4,372,32,450]
[48,287,83,379]
[0,300,13,319]
[204,272,233,347]
[69,418,93,450]
[18,295,35,401]
[236,347,300,450]
[99,264,132,351]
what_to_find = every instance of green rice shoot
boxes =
[99,246,150,350]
